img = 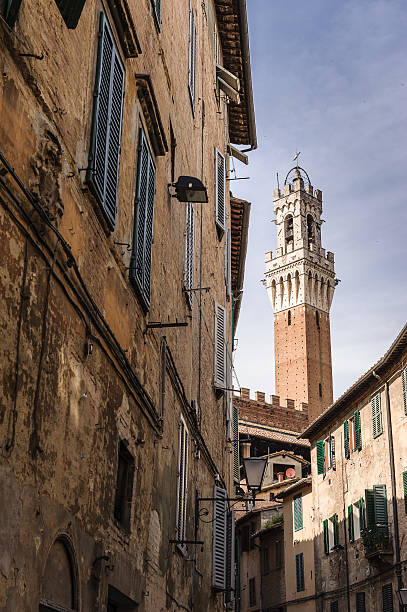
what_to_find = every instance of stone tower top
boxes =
[265,166,335,314]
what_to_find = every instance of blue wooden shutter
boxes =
[213,486,227,590]
[403,471,407,514]
[214,303,226,388]
[316,440,325,474]
[295,553,304,591]
[354,410,362,450]
[348,504,354,542]
[184,202,194,307]
[87,13,124,229]
[294,494,303,531]
[130,129,156,308]
[402,367,407,415]
[188,2,197,107]
[344,420,350,459]
[215,149,226,231]
[356,592,366,612]
[4,0,22,26]
[382,583,393,612]
[55,0,86,28]
[323,519,329,554]
[372,393,383,438]
[374,484,388,524]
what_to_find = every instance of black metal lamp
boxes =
[243,456,268,508]
[170,176,208,203]
[396,588,407,608]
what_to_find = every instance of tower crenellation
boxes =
[264,166,336,421]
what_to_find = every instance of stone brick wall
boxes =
[234,388,309,432]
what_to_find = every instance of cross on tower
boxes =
[293,150,301,168]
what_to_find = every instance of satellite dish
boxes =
[286,467,296,479]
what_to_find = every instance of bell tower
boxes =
[264,166,336,422]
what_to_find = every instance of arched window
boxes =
[271,279,276,309]
[295,270,300,301]
[314,275,319,303]
[285,214,294,247]
[320,277,325,307]
[40,538,77,611]
[308,271,312,301]
[288,310,291,326]
[307,214,314,248]
[316,310,320,330]
[327,280,331,306]
[279,276,284,308]
[287,273,292,306]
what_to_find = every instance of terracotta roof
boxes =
[239,422,310,448]
[301,322,407,439]
[215,0,256,147]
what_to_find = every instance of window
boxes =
[285,214,294,247]
[176,417,189,552]
[130,128,156,309]
[106,586,137,612]
[114,441,135,531]
[316,435,335,474]
[288,310,291,325]
[241,525,250,552]
[350,500,362,541]
[214,302,226,389]
[372,393,383,438]
[356,592,366,612]
[331,514,339,548]
[275,540,282,568]
[87,13,125,229]
[262,547,270,575]
[225,229,232,300]
[402,366,407,415]
[295,553,304,592]
[319,383,322,397]
[293,494,303,532]
[213,486,228,590]
[323,519,329,554]
[151,0,161,28]
[382,583,393,612]
[2,0,21,27]
[215,149,226,232]
[184,202,194,307]
[330,602,339,612]
[348,504,354,542]
[324,514,339,553]
[307,214,314,248]
[358,497,366,534]
[344,411,362,458]
[249,577,256,606]
[188,1,197,108]
[55,0,86,28]
[365,484,388,528]
[403,471,407,514]
[40,538,77,611]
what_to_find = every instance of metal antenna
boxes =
[276,172,280,191]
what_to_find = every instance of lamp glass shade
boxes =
[398,589,407,605]
[174,176,208,203]
[243,457,268,490]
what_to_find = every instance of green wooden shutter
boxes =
[232,404,239,484]
[87,13,124,229]
[356,592,366,612]
[354,410,362,450]
[130,128,156,308]
[333,513,339,546]
[382,583,393,612]
[323,519,329,554]
[372,393,383,438]
[344,420,350,459]
[365,489,375,528]
[358,498,365,531]
[294,494,303,531]
[55,0,86,28]
[403,471,407,514]
[374,484,388,524]
[295,553,304,592]
[348,505,354,542]
[316,440,325,474]
[402,367,407,415]
[4,0,22,27]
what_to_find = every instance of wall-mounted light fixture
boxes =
[243,456,268,508]
[168,176,208,203]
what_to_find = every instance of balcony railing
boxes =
[362,525,393,559]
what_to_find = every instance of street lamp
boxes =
[243,456,268,508]
[169,176,209,203]
[396,588,407,609]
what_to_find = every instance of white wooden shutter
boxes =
[212,485,227,590]
[184,202,194,307]
[188,2,197,107]
[215,149,226,231]
[176,417,189,552]
[372,393,383,438]
[225,228,232,300]
[214,303,226,388]
[225,511,236,608]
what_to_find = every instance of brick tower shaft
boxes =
[264,167,336,423]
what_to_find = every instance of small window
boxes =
[288,310,291,325]
[372,393,383,438]
[318,434,335,473]
[249,577,256,606]
[114,441,135,531]
[262,547,270,575]
[295,553,304,592]
[307,214,314,248]
[319,383,322,397]
[356,592,366,612]
[176,417,189,552]
[285,214,294,246]
[241,525,250,552]
[344,411,362,458]
[327,514,339,551]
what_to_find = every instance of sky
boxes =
[232,0,407,402]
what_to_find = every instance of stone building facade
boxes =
[0,1,256,610]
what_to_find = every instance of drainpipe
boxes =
[340,431,351,612]
[372,371,403,612]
